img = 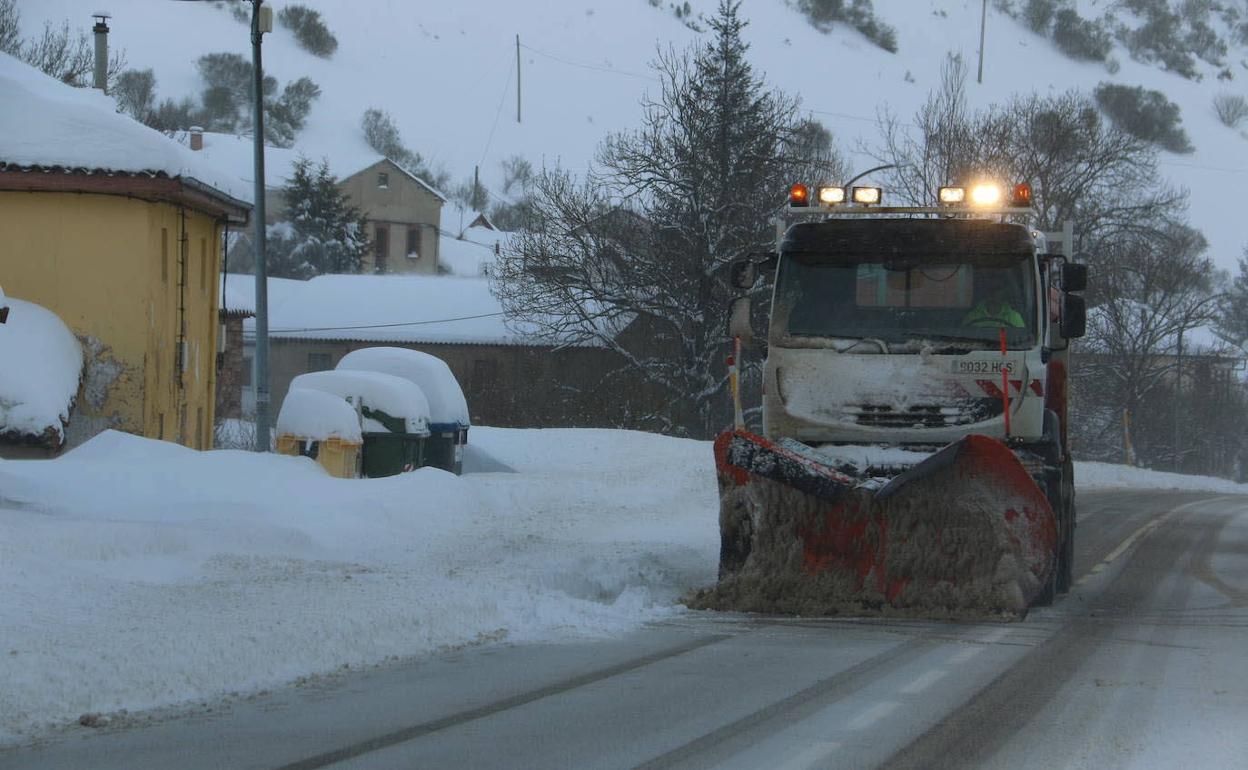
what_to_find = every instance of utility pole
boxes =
[516,34,522,123]
[251,0,273,452]
[1174,329,1184,471]
[977,0,988,84]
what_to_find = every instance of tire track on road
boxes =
[271,633,730,770]
[882,498,1232,769]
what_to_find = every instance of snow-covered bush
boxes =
[278,5,338,59]
[1022,0,1057,33]
[113,68,156,123]
[193,52,319,147]
[1213,93,1248,129]
[360,108,449,189]
[1122,3,1200,79]
[1051,8,1112,61]
[793,0,899,53]
[1094,82,1194,153]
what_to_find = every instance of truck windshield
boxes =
[774,252,1037,348]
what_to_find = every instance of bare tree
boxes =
[0,0,20,56]
[870,53,1184,249]
[1075,222,1223,467]
[18,19,126,89]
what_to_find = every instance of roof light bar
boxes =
[938,186,966,204]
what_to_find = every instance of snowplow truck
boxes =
[711,182,1088,617]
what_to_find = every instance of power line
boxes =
[519,43,661,83]
[478,54,516,168]
[265,311,506,335]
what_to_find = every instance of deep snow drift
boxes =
[1,426,1246,745]
[0,427,714,744]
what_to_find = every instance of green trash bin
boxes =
[359,406,429,478]
[424,423,468,474]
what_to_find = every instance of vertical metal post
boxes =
[252,0,271,452]
[977,0,987,84]
[516,34,521,123]
[1174,330,1183,471]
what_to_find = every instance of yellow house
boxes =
[0,53,251,449]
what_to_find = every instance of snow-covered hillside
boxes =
[16,1,1245,264]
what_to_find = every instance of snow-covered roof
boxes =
[439,225,511,278]
[0,53,251,207]
[276,388,363,444]
[336,347,469,426]
[183,131,445,201]
[220,272,306,317]
[288,369,430,435]
[237,273,601,347]
[0,295,84,443]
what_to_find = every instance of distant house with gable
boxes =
[187,130,445,275]
[0,53,250,450]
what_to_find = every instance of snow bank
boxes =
[289,370,430,434]
[0,296,83,441]
[275,388,362,443]
[0,426,716,745]
[336,347,469,426]
[1076,461,1248,494]
[0,53,250,204]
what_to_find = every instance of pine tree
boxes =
[267,158,370,279]
[495,1,805,435]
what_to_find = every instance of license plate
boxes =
[951,360,1014,375]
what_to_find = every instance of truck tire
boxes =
[1056,461,1075,594]
[1032,466,1065,607]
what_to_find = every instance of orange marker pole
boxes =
[1000,327,1011,437]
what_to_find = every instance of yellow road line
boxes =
[1075,497,1240,586]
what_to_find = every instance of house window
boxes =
[242,355,253,387]
[374,225,389,273]
[200,237,208,294]
[161,227,169,283]
[308,352,332,372]
[406,226,421,259]
[377,172,389,189]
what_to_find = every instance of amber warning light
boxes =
[789,183,810,207]
[1012,182,1033,207]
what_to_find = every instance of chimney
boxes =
[92,11,110,93]
[189,126,204,152]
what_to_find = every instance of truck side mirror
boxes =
[728,296,753,344]
[730,260,757,290]
[1060,293,1086,339]
[1062,262,1087,293]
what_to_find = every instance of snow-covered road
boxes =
[3,489,1245,769]
[2,428,1247,751]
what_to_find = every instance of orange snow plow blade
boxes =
[702,430,1057,617]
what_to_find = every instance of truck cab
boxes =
[733,184,1086,460]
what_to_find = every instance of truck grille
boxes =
[847,401,1002,428]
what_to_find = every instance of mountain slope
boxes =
[16,0,1247,266]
